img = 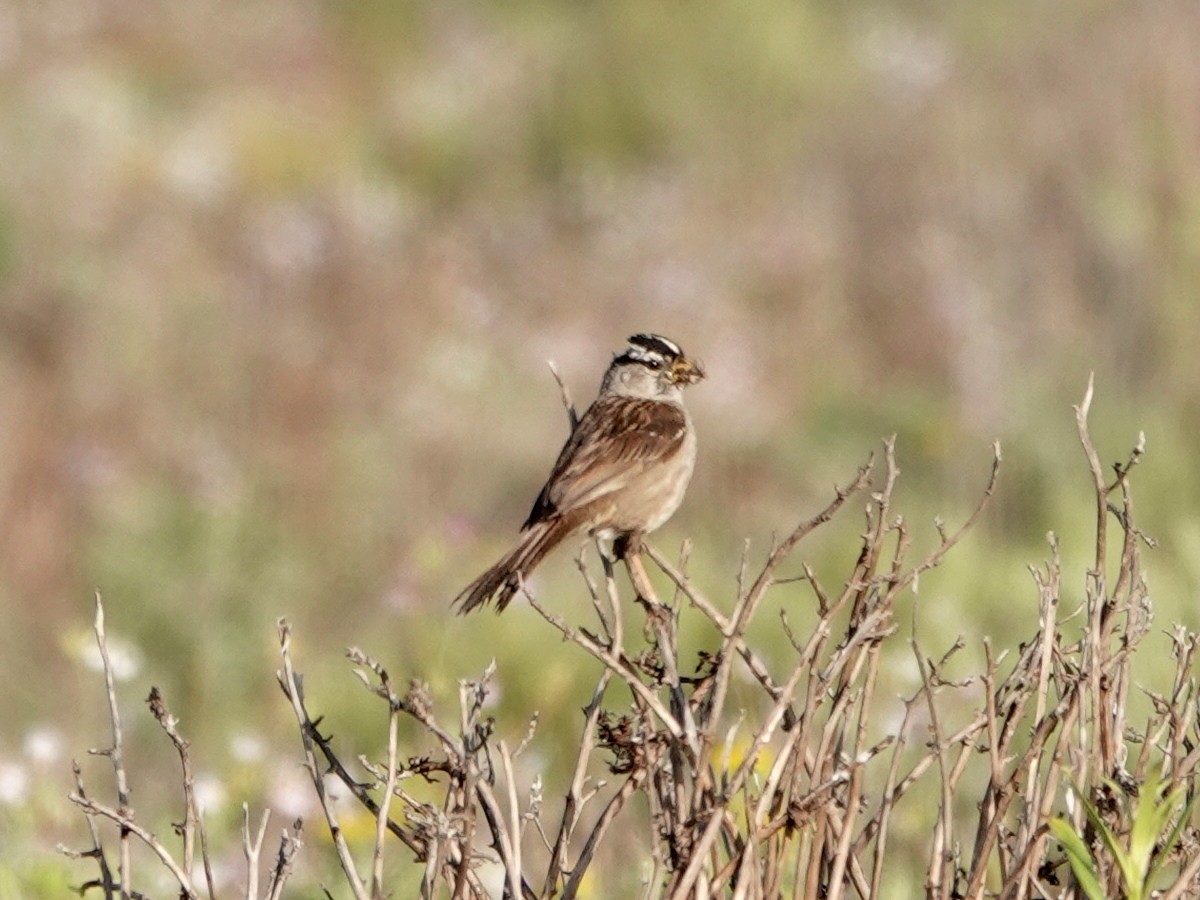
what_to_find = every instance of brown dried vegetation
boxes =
[64,385,1200,898]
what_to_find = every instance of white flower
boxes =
[24,726,65,765]
[0,762,29,806]
[70,630,143,682]
[194,775,228,816]
[229,732,267,764]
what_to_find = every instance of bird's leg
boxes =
[613,532,641,563]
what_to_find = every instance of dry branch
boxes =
[65,388,1200,899]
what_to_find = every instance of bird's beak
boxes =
[669,356,705,385]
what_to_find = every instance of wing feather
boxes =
[522,395,687,529]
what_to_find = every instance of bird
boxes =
[454,333,705,614]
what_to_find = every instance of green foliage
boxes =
[1051,776,1196,899]
[1049,819,1107,900]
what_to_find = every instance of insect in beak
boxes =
[669,357,705,385]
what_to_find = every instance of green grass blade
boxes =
[1049,818,1108,900]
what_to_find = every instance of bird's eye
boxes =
[644,358,663,370]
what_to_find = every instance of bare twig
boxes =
[242,804,270,900]
[548,360,579,431]
[61,761,117,898]
[67,791,198,898]
[67,392,1199,900]
[90,592,134,897]
[277,619,369,900]
[147,686,212,899]
[372,696,400,899]
[265,820,303,900]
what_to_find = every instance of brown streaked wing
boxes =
[522,395,687,529]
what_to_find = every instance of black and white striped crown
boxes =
[615,333,684,368]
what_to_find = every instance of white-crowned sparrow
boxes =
[455,333,704,614]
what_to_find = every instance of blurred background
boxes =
[3,0,1200,895]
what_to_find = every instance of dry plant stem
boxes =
[69,596,301,900]
[625,549,701,760]
[277,620,370,900]
[474,777,536,900]
[68,792,198,897]
[548,359,579,432]
[578,549,622,648]
[250,393,1196,898]
[988,385,1161,900]
[547,562,692,886]
[337,651,500,898]
[746,457,877,605]
[1075,374,1108,584]
[827,443,997,895]
[371,698,400,900]
[963,641,1009,896]
[499,742,524,900]
[344,650,409,898]
[1005,549,1062,894]
[90,592,134,898]
[452,763,479,900]
[649,458,876,772]
[1031,551,1061,822]
[621,554,701,849]
[562,756,662,900]
[65,761,117,898]
[265,822,303,900]
[544,671,613,897]
[456,675,538,900]
[867,699,917,898]
[451,681,482,900]
[242,805,270,900]
[750,718,806,831]
[198,812,216,899]
[1161,849,1200,900]
[526,590,686,741]
[857,709,989,852]
[913,643,955,900]
[1164,628,1200,782]
[424,841,441,900]
[1006,694,1086,900]
[824,647,880,900]
[712,442,978,900]
[670,625,825,899]
[1075,374,1146,787]
[302,719,423,856]
[147,686,212,898]
[885,440,1001,600]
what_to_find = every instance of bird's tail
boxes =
[454,518,570,614]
